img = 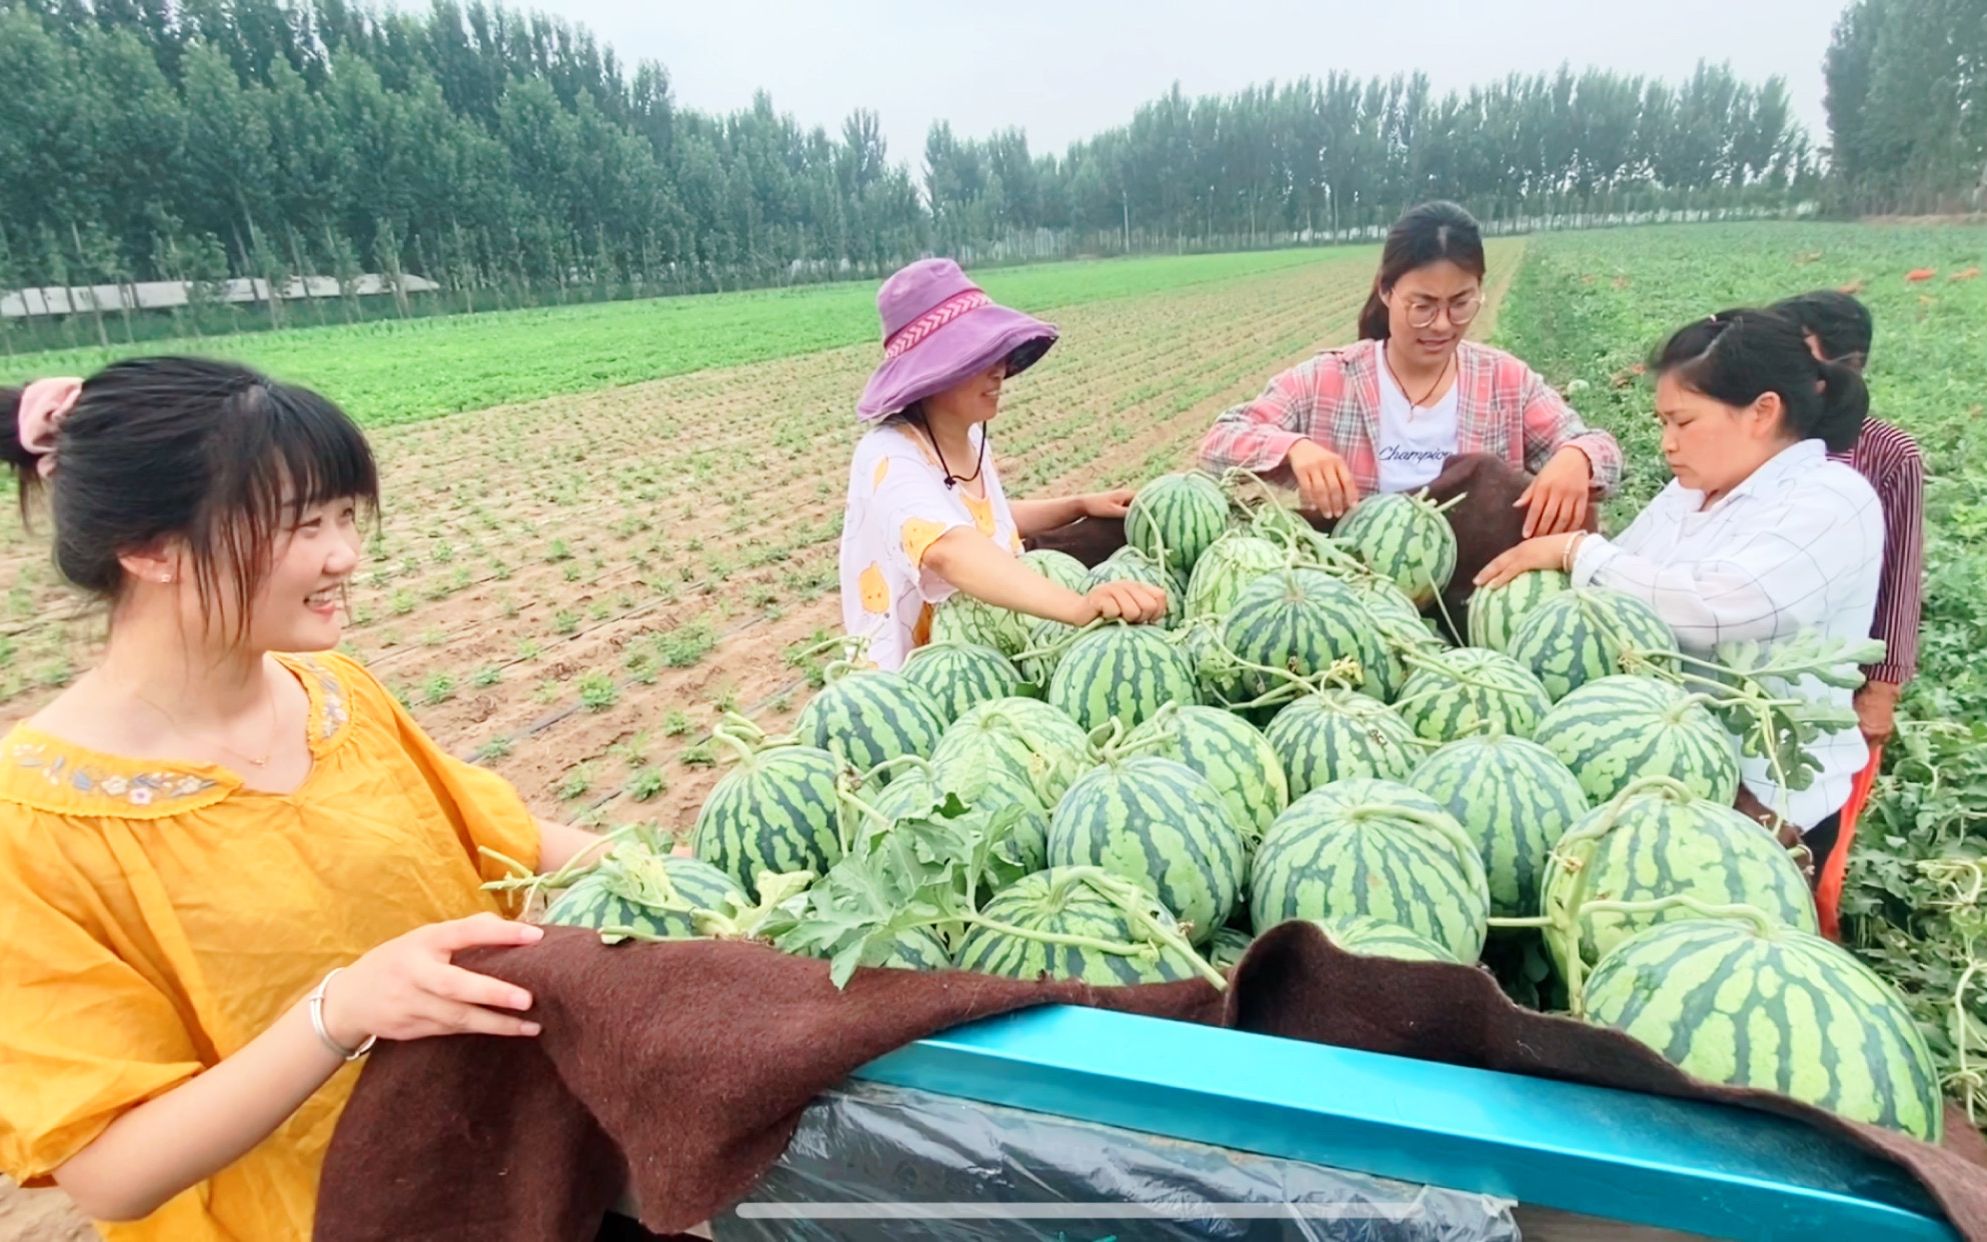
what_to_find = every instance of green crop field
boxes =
[1495,221,1987,1115]
[0,246,1352,429]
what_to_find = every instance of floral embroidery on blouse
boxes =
[292,654,349,740]
[7,743,218,807]
[0,654,353,815]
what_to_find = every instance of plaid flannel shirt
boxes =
[1198,339,1623,496]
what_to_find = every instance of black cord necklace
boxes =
[914,414,988,490]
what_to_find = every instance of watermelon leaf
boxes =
[776,773,1033,988]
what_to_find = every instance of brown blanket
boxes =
[316,922,1987,1242]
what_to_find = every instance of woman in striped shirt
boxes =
[1770,290,1924,749]
[1477,309,1881,874]
[1198,201,1622,540]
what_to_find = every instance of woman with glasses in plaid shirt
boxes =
[1478,309,1881,880]
[1199,202,1622,542]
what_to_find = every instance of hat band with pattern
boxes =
[883,290,990,361]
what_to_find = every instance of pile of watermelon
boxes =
[516,470,1942,1145]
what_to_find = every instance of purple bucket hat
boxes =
[856,258,1058,421]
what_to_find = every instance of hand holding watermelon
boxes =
[1077,488,1136,519]
[1079,579,1169,625]
[1473,531,1584,589]
[1286,438,1359,517]
[1513,444,1594,536]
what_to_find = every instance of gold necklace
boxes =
[1384,349,1453,411]
[128,672,282,769]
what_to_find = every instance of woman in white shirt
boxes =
[1477,308,1881,873]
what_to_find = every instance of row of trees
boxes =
[1824,0,1987,214]
[927,65,1812,255]
[0,0,1846,345]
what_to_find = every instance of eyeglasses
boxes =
[1401,294,1481,329]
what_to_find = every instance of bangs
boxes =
[190,379,379,639]
[265,383,381,518]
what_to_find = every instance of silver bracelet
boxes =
[308,968,377,1062]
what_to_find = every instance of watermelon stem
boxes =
[1011,616,1109,666]
[858,753,932,786]
[1391,650,1530,705]
[709,722,767,766]
[1579,896,1781,938]
[481,820,650,907]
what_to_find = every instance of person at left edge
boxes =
[0,358,604,1241]
[840,258,1167,671]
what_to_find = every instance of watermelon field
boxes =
[4,219,1985,1141]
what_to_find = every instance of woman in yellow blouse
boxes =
[0,358,600,1240]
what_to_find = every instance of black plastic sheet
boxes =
[708,1081,1518,1242]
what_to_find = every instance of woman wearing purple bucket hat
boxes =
[840,258,1167,670]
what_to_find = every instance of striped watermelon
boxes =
[692,742,845,891]
[955,867,1201,984]
[1125,472,1229,576]
[1508,587,1679,701]
[1333,492,1457,608]
[1538,675,1741,806]
[1047,624,1199,737]
[930,697,1092,805]
[1585,920,1944,1142]
[1087,547,1186,629]
[900,642,1027,726]
[1262,689,1421,799]
[544,852,745,938]
[1125,704,1288,844]
[1349,575,1445,700]
[873,926,955,971]
[1408,734,1589,917]
[795,668,944,784]
[1018,614,1078,691]
[1047,755,1248,943]
[1314,915,1460,964]
[1468,568,1570,652]
[1541,782,1818,977]
[1021,548,1089,592]
[930,591,1031,658]
[1208,925,1255,971]
[1249,778,1490,962]
[867,764,1050,890]
[1392,647,1552,742]
[1184,533,1287,619]
[1220,569,1391,704]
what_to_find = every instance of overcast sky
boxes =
[514,0,1849,165]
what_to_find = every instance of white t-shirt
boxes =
[838,419,1022,671]
[1572,440,1883,829]
[1374,342,1461,494]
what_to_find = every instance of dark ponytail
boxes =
[1813,356,1871,453]
[1652,308,1868,453]
[1358,201,1488,341]
[17,356,380,637]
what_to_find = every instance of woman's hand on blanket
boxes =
[1286,439,1358,518]
[1078,488,1136,519]
[1515,446,1593,537]
[1081,580,1170,625]
[324,913,546,1047]
[1474,532,1581,590]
